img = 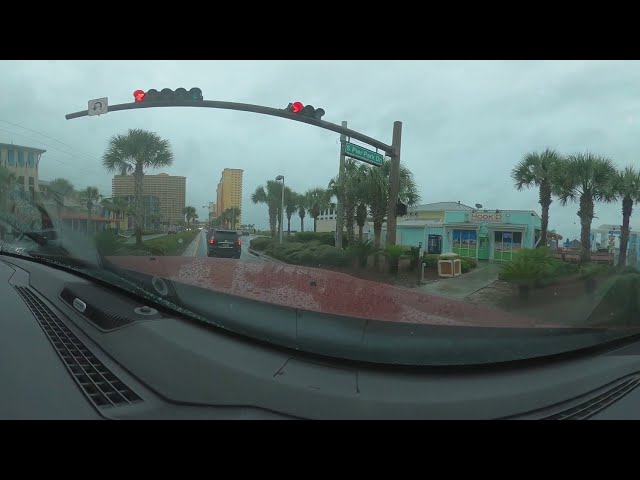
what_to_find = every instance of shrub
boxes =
[384,245,407,274]
[315,245,350,267]
[579,263,610,280]
[94,230,127,256]
[460,257,477,273]
[422,254,440,270]
[250,236,275,251]
[499,248,556,285]
[347,239,377,268]
[289,231,351,247]
[142,230,197,256]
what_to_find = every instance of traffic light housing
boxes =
[133,88,203,103]
[284,102,325,120]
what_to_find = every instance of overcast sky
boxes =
[1,60,639,238]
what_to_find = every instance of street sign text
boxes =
[345,142,384,167]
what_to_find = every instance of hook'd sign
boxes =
[471,213,503,222]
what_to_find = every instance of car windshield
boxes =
[1,60,640,367]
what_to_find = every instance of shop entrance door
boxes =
[478,235,489,260]
[427,234,442,254]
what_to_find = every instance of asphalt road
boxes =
[182,231,267,261]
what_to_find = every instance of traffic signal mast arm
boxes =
[65,98,392,154]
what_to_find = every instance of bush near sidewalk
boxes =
[421,253,477,273]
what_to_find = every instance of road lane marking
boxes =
[191,231,203,257]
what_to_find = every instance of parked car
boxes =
[168,226,178,234]
[208,229,241,259]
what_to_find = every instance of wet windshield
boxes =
[1,60,639,366]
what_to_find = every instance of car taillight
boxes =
[237,238,241,246]
[209,237,215,244]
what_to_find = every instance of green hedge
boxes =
[460,257,477,273]
[265,240,350,267]
[290,231,335,245]
[142,230,198,255]
[249,236,275,251]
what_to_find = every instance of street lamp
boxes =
[276,175,285,244]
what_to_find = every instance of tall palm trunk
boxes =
[299,214,305,232]
[268,206,277,238]
[345,199,355,245]
[134,165,144,248]
[358,225,364,241]
[287,215,291,237]
[314,217,318,232]
[619,196,633,267]
[578,193,594,262]
[539,182,551,248]
[373,223,382,247]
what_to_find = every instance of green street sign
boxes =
[344,142,384,167]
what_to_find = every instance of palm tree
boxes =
[512,148,564,249]
[296,193,308,233]
[328,159,364,245]
[111,197,129,233]
[284,187,297,236]
[183,206,197,226]
[356,202,368,241]
[360,160,420,248]
[556,152,617,261]
[102,128,174,248]
[222,207,240,229]
[610,166,640,267]
[252,180,281,237]
[80,186,100,234]
[305,187,331,233]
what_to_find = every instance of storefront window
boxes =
[494,231,523,261]
[452,229,478,258]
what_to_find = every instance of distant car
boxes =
[207,229,241,259]
[168,226,178,234]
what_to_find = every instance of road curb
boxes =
[248,248,285,263]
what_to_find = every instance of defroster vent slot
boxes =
[14,286,143,410]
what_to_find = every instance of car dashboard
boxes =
[2,253,640,420]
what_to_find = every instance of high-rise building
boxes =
[0,142,46,199]
[112,173,186,225]
[215,168,243,228]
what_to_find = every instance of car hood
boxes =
[106,256,567,329]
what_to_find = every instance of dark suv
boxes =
[207,229,242,259]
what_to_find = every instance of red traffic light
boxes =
[133,90,146,102]
[291,101,304,113]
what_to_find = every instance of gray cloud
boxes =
[1,60,639,235]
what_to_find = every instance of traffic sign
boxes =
[345,141,384,167]
[88,97,108,116]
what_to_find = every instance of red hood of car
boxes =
[106,256,564,329]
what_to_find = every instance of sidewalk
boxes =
[416,262,502,300]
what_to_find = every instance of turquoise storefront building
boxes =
[393,207,542,262]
